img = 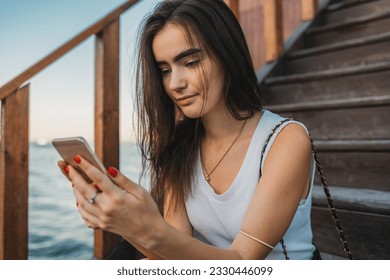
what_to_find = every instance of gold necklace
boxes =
[201,119,247,182]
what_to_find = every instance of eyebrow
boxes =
[156,48,202,65]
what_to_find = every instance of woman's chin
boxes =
[180,108,203,119]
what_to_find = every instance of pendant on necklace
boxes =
[205,175,210,182]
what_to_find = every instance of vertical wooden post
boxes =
[0,85,29,259]
[301,0,318,21]
[94,18,121,259]
[224,0,240,21]
[264,0,284,62]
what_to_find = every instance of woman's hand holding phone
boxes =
[55,141,163,245]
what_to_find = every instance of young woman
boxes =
[58,0,317,260]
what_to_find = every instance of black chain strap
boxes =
[259,118,353,260]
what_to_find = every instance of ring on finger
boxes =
[88,189,102,204]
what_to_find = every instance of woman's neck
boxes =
[201,109,246,141]
[201,109,263,143]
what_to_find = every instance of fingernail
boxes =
[94,184,101,191]
[107,167,118,177]
[76,201,79,207]
[64,166,70,174]
[72,183,74,188]
[73,155,81,164]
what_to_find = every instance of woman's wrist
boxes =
[134,214,168,253]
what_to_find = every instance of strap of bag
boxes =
[259,118,353,260]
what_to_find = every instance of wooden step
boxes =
[262,62,390,104]
[312,184,390,216]
[311,183,390,260]
[312,140,390,191]
[315,139,390,152]
[284,32,390,74]
[268,104,390,139]
[323,0,390,24]
[312,205,390,259]
[266,95,390,112]
[326,0,378,13]
[264,61,390,85]
[306,11,390,46]
[291,31,390,59]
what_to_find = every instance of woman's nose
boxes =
[168,70,187,92]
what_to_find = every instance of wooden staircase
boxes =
[260,0,390,259]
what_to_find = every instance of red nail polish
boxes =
[108,167,118,177]
[72,183,74,188]
[73,155,81,164]
[76,201,79,207]
[64,166,70,174]
[94,184,101,191]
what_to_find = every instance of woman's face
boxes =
[152,23,226,119]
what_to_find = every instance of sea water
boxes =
[28,142,143,259]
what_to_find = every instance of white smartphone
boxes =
[52,136,106,182]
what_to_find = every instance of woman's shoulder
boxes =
[261,110,312,158]
[268,123,312,171]
[278,122,311,146]
[262,110,310,137]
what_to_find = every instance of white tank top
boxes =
[185,110,316,259]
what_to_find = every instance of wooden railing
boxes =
[0,0,140,260]
[225,0,319,68]
[0,0,321,260]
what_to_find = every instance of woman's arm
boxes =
[231,123,312,259]
[62,123,311,259]
[131,189,193,259]
[137,124,312,259]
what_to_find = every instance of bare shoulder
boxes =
[264,122,312,172]
[273,122,311,153]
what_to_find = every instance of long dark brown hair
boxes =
[135,0,263,214]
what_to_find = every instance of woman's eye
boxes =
[161,69,171,76]
[186,60,200,68]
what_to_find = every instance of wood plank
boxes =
[264,0,284,61]
[313,151,390,191]
[0,0,140,101]
[326,0,375,12]
[301,0,318,21]
[0,85,29,259]
[312,185,390,214]
[240,0,305,69]
[278,105,390,139]
[314,139,390,152]
[312,207,390,259]
[283,0,302,40]
[323,0,390,24]
[263,67,390,104]
[266,95,390,112]
[94,19,121,260]
[240,2,265,69]
[264,60,390,85]
[290,31,390,58]
[239,0,263,12]
[285,34,390,74]
[306,12,390,47]
[307,10,390,34]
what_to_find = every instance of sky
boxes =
[0,0,161,143]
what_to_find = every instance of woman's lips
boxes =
[175,94,197,105]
